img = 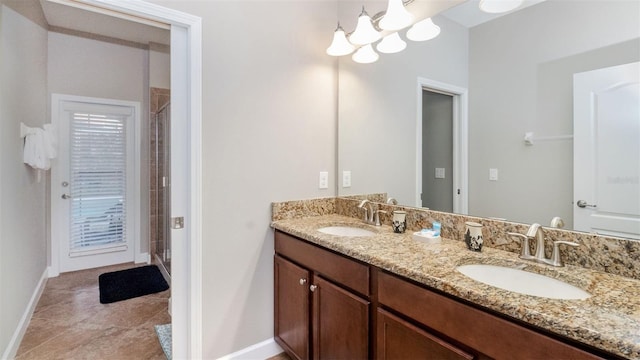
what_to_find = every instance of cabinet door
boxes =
[275,256,310,360]
[312,276,369,360]
[377,309,474,360]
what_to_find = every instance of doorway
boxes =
[416,77,469,214]
[45,1,202,358]
[51,94,140,273]
[422,90,454,212]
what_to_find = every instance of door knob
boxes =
[576,200,596,208]
[61,194,72,199]
[309,284,318,292]
[299,278,307,285]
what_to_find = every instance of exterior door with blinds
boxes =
[52,95,138,273]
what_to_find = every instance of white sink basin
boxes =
[456,264,590,300]
[317,226,375,237]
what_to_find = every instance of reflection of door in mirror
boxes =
[421,90,453,212]
[416,78,468,214]
[574,61,640,240]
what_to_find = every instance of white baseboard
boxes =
[47,265,59,278]
[216,338,283,360]
[2,268,49,360]
[135,252,150,264]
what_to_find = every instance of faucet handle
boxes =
[549,240,580,267]
[374,210,387,226]
[507,232,535,260]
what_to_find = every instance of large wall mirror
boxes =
[337,0,640,238]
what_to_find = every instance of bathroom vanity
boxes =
[272,205,640,360]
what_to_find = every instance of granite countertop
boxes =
[271,214,640,359]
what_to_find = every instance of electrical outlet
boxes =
[342,171,352,188]
[319,171,329,189]
[489,168,499,181]
[435,168,445,179]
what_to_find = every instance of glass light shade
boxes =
[479,0,523,13]
[326,25,355,56]
[349,9,381,45]
[379,0,414,31]
[376,32,407,54]
[406,18,441,42]
[352,44,379,64]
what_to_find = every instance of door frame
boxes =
[416,77,468,214]
[50,94,141,274]
[56,1,203,358]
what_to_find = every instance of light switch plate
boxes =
[319,171,329,189]
[342,171,352,188]
[435,168,445,179]
[489,168,499,181]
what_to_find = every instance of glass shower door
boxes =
[155,103,171,274]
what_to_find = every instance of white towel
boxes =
[23,125,57,171]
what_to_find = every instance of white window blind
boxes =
[69,111,127,252]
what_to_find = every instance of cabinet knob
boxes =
[299,278,307,285]
[309,284,318,292]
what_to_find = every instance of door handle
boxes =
[61,194,72,199]
[576,200,596,208]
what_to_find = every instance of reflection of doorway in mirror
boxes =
[573,61,640,240]
[416,78,468,215]
[422,90,454,212]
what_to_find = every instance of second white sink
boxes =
[317,226,375,237]
[457,264,590,300]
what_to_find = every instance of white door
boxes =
[573,62,640,239]
[51,94,139,273]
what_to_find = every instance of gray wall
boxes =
[147,1,338,357]
[0,4,48,356]
[468,0,640,226]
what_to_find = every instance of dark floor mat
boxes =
[99,265,169,304]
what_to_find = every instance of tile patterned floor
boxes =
[15,263,171,360]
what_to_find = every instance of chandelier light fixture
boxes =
[406,18,441,42]
[352,44,380,64]
[326,0,441,64]
[376,32,407,54]
[326,23,355,56]
[349,7,382,46]
[379,0,414,31]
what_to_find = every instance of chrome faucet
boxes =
[508,223,580,267]
[358,200,375,224]
[526,223,547,262]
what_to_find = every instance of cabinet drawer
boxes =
[377,270,602,360]
[275,230,369,296]
[377,308,474,360]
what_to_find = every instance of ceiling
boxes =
[37,0,546,48]
[39,0,170,46]
[441,0,547,28]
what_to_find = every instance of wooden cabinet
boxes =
[377,269,604,360]
[312,276,369,359]
[274,230,612,360]
[274,256,310,359]
[274,231,370,360]
[377,308,474,360]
